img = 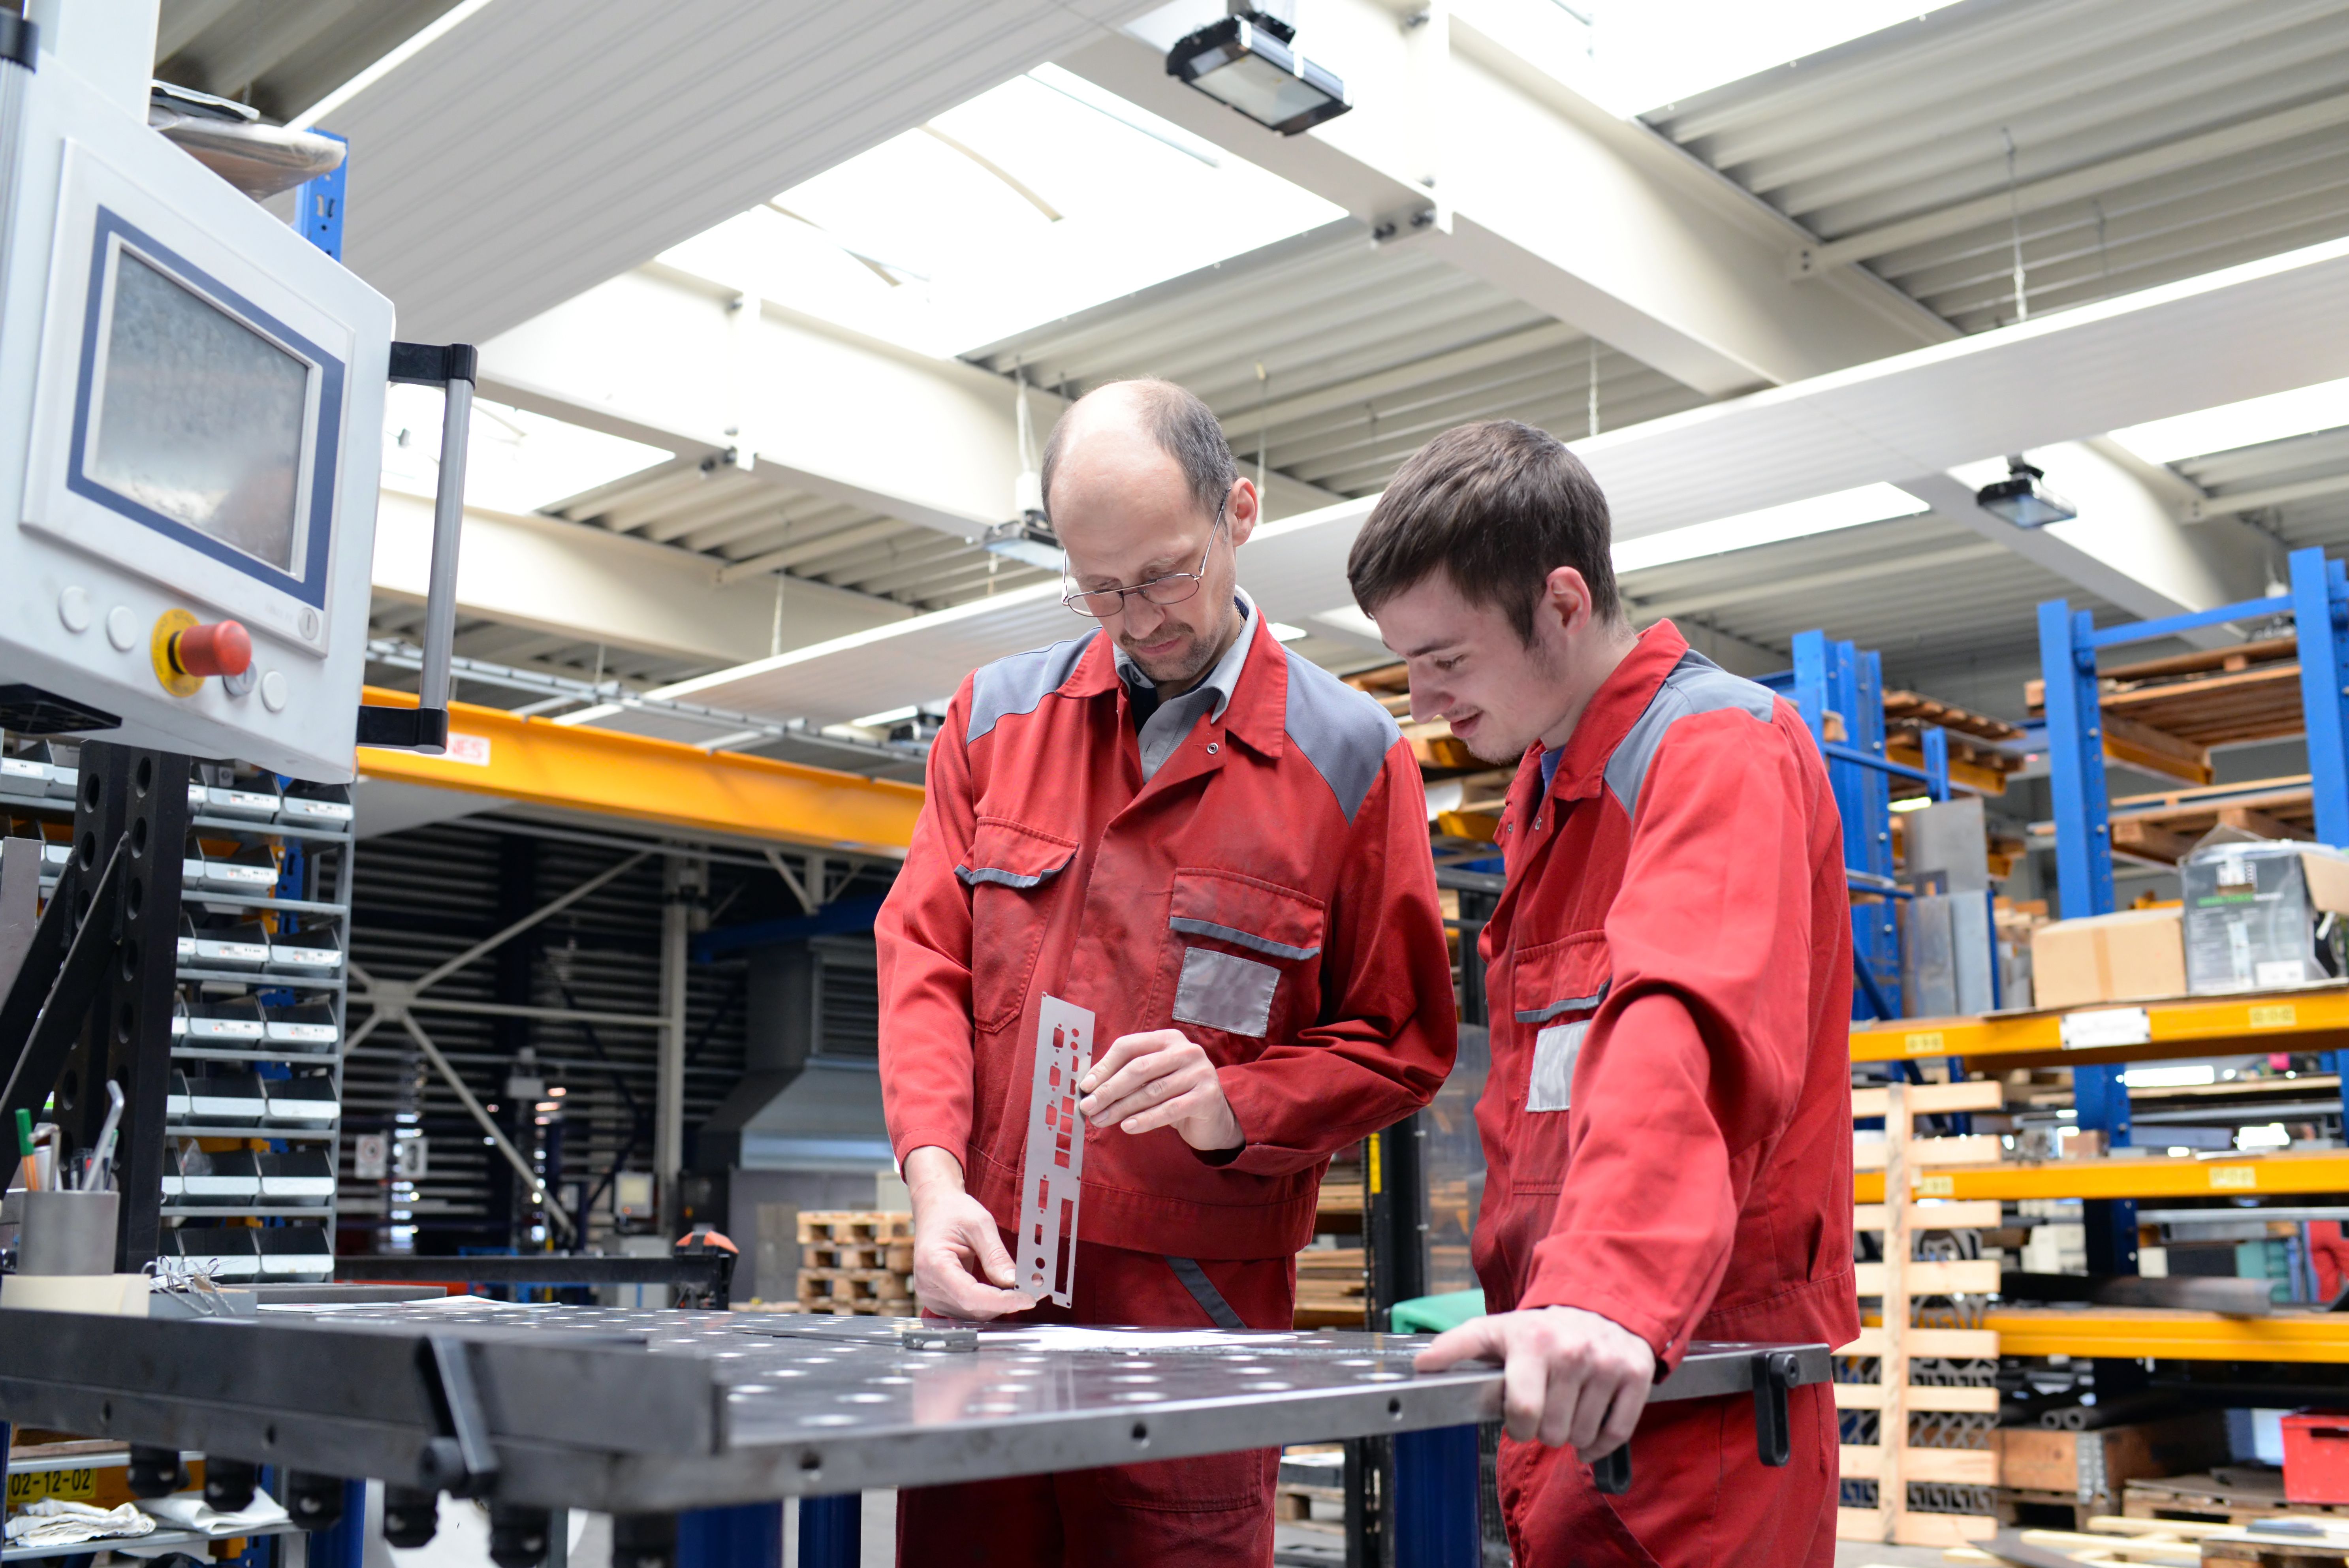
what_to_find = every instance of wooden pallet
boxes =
[2026,636,2306,761]
[1945,1518,2208,1565]
[2125,1471,2349,1528]
[797,1211,912,1246]
[1837,1079,2003,1549]
[797,1267,914,1314]
[802,1239,915,1274]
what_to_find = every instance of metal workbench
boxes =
[0,1302,1829,1567]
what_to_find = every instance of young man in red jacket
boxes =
[877,378,1456,1564]
[1347,421,1859,1567]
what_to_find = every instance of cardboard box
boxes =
[2030,907,2185,1010]
[2182,842,2349,994]
[1994,1414,2229,1503]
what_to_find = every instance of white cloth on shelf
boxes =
[4,1498,160,1546]
[139,1487,290,1536]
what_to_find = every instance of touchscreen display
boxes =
[87,251,309,573]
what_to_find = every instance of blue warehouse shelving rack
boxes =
[2034,543,2349,1276]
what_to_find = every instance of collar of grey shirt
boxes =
[1115,593,1258,782]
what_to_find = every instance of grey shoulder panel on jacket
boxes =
[1283,646,1403,823]
[967,630,1100,743]
[1603,649,1779,817]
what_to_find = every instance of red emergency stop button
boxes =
[170,620,252,679]
[150,609,253,698]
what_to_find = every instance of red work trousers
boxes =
[1501,1380,1836,1568]
[895,1236,1295,1567]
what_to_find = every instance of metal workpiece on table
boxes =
[0,1303,1829,1513]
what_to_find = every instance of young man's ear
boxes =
[1540,566,1594,637]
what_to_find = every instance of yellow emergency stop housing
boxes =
[149,607,201,698]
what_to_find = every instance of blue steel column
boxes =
[680,1503,783,1568]
[796,1496,859,1568]
[2287,547,2349,1137]
[304,1480,369,1568]
[2037,602,2114,920]
[1922,726,1951,803]
[1791,630,1829,747]
[1395,1425,1482,1568]
[293,131,348,261]
[2290,547,2349,848]
[2037,599,2133,1271]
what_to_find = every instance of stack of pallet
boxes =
[1841,1079,2006,1549]
[796,1210,915,1316]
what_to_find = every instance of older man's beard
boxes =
[1119,625,1220,690]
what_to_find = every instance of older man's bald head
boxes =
[1042,378,1236,522]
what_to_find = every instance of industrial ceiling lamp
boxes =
[984,367,1063,570]
[1166,2,1351,136]
[1975,456,2077,528]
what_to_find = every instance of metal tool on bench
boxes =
[0,1297,1830,1568]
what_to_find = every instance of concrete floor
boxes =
[1836,1544,1956,1568]
[399,1492,1950,1568]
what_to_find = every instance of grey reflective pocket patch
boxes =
[1526,1021,1586,1113]
[1172,946,1278,1038]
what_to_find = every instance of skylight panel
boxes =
[657,68,1342,360]
[2108,376,2349,465]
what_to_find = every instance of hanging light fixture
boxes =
[1975,456,2076,528]
[984,365,1062,569]
[1166,4,1351,136]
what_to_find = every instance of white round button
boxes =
[57,587,91,633]
[260,670,289,712]
[105,605,137,651]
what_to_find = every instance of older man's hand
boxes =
[1078,1029,1242,1152]
[903,1145,1034,1320]
[1414,1305,1656,1457]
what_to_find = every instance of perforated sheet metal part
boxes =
[0,1301,1829,1512]
[1017,995,1093,1307]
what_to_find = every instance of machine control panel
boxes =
[0,42,393,780]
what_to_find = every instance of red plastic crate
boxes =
[2283,1412,2349,1503]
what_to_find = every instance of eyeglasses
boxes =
[1060,498,1228,619]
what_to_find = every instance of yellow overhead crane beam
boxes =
[1852,984,2349,1070]
[354,687,924,854]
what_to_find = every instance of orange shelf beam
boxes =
[355,687,923,854]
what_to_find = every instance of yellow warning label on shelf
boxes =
[1916,1175,1954,1197]
[6,1468,97,1513]
[1903,1032,1945,1056]
[2249,1004,2298,1029]
[2210,1166,2259,1190]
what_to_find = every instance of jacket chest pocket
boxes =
[957,818,1078,1034]
[1510,933,1610,1114]
[1166,868,1326,1042]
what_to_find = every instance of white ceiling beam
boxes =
[1574,235,2349,540]
[479,265,1345,566]
[601,236,2349,730]
[369,490,910,668]
[1058,4,1949,398]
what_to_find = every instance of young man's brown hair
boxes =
[1346,419,1620,639]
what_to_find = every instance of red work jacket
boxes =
[1475,620,1858,1370]
[878,613,1456,1260]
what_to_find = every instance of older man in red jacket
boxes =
[876,378,1456,1564]
[1348,420,1859,1567]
